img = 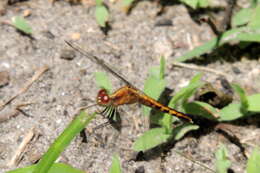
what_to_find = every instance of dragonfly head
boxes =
[97,89,111,106]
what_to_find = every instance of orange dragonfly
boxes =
[65,41,193,123]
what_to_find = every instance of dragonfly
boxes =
[65,41,193,123]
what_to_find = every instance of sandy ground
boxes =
[0,0,260,172]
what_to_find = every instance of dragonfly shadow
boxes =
[133,119,217,162]
[149,87,174,128]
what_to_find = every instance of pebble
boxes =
[60,49,76,60]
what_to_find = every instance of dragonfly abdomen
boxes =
[138,94,193,122]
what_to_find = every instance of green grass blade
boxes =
[7,163,84,173]
[109,155,122,173]
[246,147,260,173]
[168,73,203,109]
[33,111,96,173]
[231,84,249,112]
[176,26,260,62]
[215,144,231,173]
[176,37,219,62]
[7,165,35,173]
[47,163,84,173]
[159,56,166,79]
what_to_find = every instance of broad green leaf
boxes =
[172,124,199,140]
[133,128,171,151]
[7,163,84,173]
[232,8,252,27]
[219,103,244,121]
[215,145,231,173]
[183,101,219,120]
[249,5,260,27]
[11,16,32,35]
[109,155,122,173]
[247,94,260,112]
[95,5,109,27]
[246,147,260,173]
[94,71,112,93]
[231,84,249,112]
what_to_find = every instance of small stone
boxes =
[155,19,173,27]
[232,66,241,74]
[60,49,76,60]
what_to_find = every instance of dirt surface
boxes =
[0,0,260,173]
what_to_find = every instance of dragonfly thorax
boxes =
[97,89,111,106]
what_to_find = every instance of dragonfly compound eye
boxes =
[97,89,110,106]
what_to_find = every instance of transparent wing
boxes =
[65,41,138,89]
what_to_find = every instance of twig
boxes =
[0,109,19,123]
[0,66,49,111]
[77,103,99,112]
[0,103,34,123]
[172,149,216,173]
[7,127,36,167]
[172,62,229,79]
